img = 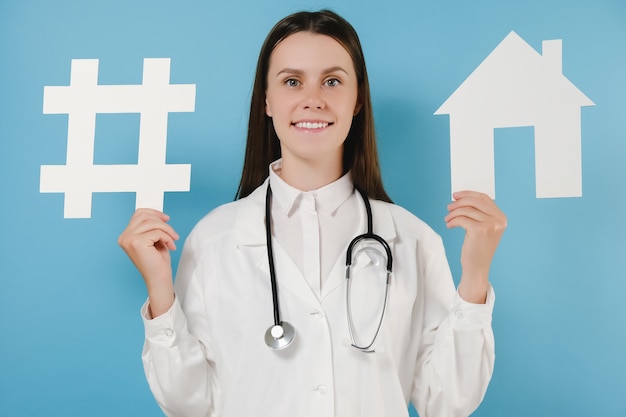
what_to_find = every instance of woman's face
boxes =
[265,32,360,167]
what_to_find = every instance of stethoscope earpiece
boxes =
[264,322,295,350]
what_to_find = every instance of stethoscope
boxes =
[264,184,393,352]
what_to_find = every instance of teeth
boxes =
[295,122,328,129]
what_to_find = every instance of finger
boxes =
[449,193,501,217]
[130,217,180,241]
[445,213,478,229]
[150,230,177,251]
[449,192,493,210]
[446,215,505,238]
[124,209,180,240]
[445,206,488,224]
[119,217,179,250]
[133,207,170,219]
[446,213,507,236]
[127,229,177,252]
[149,231,177,252]
[128,208,171,227]
[452,190,491,200]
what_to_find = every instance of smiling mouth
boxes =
[293,121,331,129]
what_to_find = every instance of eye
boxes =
[325,78,341,87]
[285,78,300,87]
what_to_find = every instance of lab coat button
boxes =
[164,328,174,337]
[454,310,465,320]
[314,385,327,395]
[311,310,324,318]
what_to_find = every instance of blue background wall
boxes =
[1,0,625,415]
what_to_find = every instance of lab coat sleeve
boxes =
[141,234,219,417]
[410,234,495,417]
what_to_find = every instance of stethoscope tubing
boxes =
[346,268,391,352]
[264,183,392,352]
[265,185,282,327]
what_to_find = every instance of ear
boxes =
[265,97,272,117]
[353,87,363,116]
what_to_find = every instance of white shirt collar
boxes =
[268,159,354,216]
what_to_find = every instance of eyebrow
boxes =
[275,66,349,78]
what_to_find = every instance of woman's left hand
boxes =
[445,191,507,303]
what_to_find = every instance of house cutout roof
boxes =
[435,31,594,125]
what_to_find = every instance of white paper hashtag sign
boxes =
[40,58,195,218]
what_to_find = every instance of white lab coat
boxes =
[142,178,495,417]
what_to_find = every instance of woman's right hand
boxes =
[118,208,180,317]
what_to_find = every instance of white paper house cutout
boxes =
[435,31,594,198]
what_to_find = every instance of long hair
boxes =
[235,9,392,203]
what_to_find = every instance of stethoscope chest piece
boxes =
[264,322,295,350]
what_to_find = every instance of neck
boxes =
[278,156,343,191]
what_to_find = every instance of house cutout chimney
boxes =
[542,39,562,74]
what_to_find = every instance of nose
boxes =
[302,85,325,110]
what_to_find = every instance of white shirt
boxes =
[141,164,495,417]
[268,160,357,296]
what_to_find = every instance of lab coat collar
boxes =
[268,159,354,217]
[234,178,397,246]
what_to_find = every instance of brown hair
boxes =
[235,9,392,203]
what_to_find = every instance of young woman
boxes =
[119,9,506,417]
